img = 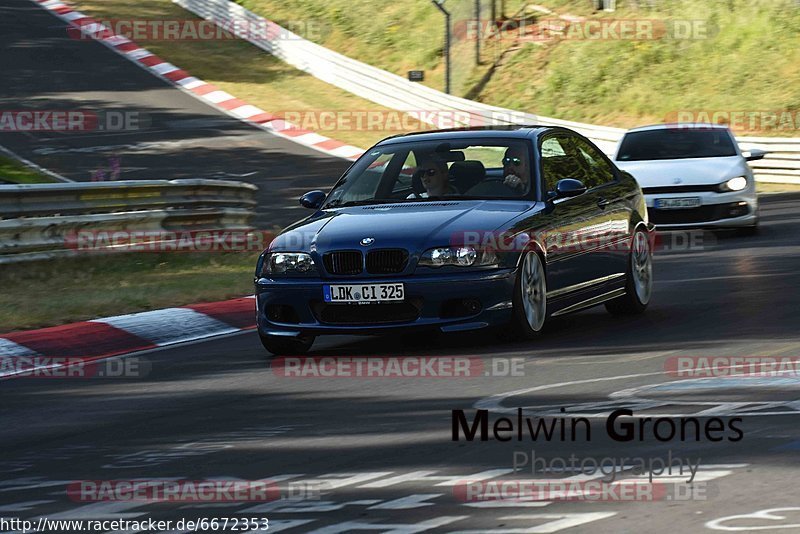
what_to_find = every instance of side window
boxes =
[569,137,616,189]
[540,136,576,194]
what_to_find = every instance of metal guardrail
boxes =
[0,179,258,262]
[0,179,257,218]
[174,0,800,184]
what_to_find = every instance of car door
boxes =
[567,135,632,282]
[537,133,625,304]
[537,134,600,300]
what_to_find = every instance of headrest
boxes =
[449,160,486,193]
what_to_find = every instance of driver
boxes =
[502,147,530,192]
[409,154,458,198]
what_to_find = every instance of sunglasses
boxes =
[503,156,522,166]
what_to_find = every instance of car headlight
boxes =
[720,176,748,192]
[418,246,498,268]
[260,252,316,276]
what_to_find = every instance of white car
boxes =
[613,123,765,233]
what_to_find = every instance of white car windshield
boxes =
[617,129,738,161]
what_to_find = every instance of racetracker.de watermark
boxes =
[455,18,716,41]
[449,229,707,253]
[0,356,149,379]
[275,110,530,132]
[66,479,321,502]
[664,110,800,134]
[665,356,800,378]
[68,18,328,41]
[267,229,708,259]
[452,479,709,502]
[0,110,145,132]
[66,230,276,253]
[271,357,525,378]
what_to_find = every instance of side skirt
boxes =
[551,288,627,317]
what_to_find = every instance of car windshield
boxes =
[322,139,533,208]
[616,129,738,161]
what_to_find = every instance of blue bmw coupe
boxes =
[255,126,654,355]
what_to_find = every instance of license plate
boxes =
[324,283,405,303]
[655,197,702,210]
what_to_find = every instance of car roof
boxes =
[376,125,551,146]
[624,123,732,134]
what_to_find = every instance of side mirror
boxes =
[744,148,768,162]
[299,190,326,209]
[549,179,587,200]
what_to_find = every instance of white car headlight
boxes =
[722,176,747,192]
[261,252,315,275]
[418,246,497,268]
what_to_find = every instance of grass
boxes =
[0,156,57,184]
[0,252,258,333]
[756,181,800,194]
[479,0,800,136]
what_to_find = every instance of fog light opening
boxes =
[441,298,483,319]
[729,202,750,218]
[266,304,300,324]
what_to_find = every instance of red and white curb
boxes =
[31,0,365,161]
[0,296,256,379]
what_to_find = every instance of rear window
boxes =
[616,129,737,161]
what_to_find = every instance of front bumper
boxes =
[256,269,516,337]
[645,189,758,229]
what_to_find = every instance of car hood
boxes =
[271,200,541,254]
[614,156,748,188]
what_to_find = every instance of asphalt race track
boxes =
[4,0,800,532]
[1,194,799,532]
[0,0,350,228]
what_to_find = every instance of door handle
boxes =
[597,197,610,209]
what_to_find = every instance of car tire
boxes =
[259,333,315,356]
[509,250,548,340]
[606,228,653,316]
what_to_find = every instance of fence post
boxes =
[431,0,452,94]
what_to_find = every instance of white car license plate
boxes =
[655,197,702,210]
[324,283,405,303]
